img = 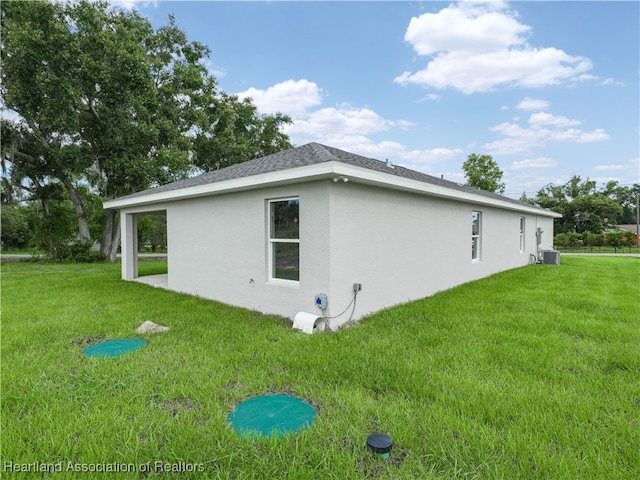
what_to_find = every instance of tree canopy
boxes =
[528,175,636,234]
[1,0,292,260]
[461,153,506,194]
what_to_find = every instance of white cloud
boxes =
[485,110,609,155]
[395,1,593,93]
[598,77,627,87]
[82,0,158,10]
[420,93,441,102]
[403,1,527,57]
[235,78,461,171]
[551,128,609,143]
[529,112,580,127]
[283,106,395,145]
[594,158,639,182]
[343,139,408,159]
[590,158,640,185]
[511,157,557,170]
[502,172,570,198]
[516,97,550,111]
[236,79,323,117]
[440,171,467,184]
[399,147,464,173]
[403,147,463,163]
[204,59,227,79]
[593,164,625,171]
[486,122,548,154]
[109,0,139,8]
[486,125,610,154]
[282,106,455,170]
[236,79,427,165]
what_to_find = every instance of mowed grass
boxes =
[1,257,638,479]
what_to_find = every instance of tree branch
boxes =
[86,96,101,123]
[25,120,52,150]
[9,150,38,165]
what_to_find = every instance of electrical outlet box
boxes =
[315,293,328,310]
[353,283,362,292]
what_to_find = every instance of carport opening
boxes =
[133,211,168,288]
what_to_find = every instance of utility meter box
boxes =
[315,293,328,311]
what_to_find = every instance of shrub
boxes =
[46,241,107,263]
[0,205,33,249]
[554,232,581,248]
[582,231,603,249]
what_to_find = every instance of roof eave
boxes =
[332,163,563,218]
[103,161,562,218]
[102,162,339,209]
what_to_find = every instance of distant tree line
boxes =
[521,176,639,238]
[554,230,637,253]
[1,0,292,261]
[462,154,638,239]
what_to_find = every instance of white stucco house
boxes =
[103,143,561,330]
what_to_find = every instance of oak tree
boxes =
[1,0,292,260]
[534,175,623,234]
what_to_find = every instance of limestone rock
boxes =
[136,320,169,334]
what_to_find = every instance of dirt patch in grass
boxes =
[358,447,408,478]
[155,397,199,417]
[389,449,408,467]
[70,335,106,346]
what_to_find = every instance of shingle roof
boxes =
[112,142,534,209]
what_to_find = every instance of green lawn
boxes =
[2,257,638,479]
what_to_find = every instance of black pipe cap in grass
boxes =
[367,432,393,455]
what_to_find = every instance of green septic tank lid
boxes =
[227,394,317,438]
[84,339,147,358]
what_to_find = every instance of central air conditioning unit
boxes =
[540,249,560,265]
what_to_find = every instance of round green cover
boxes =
[228,394,317,437]
[84,339,147,357]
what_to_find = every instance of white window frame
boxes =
[268,197,300,285]
[472,211,482,261]
[519,216,526,253]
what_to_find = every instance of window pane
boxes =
[271,199,299,239]
[472,211,481,260]
[472,211,480,236]
[273,242,300,281]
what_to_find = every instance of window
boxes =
[519,217,526,252]
[269,198,299,282]
[471,211,481,261]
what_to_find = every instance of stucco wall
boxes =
[119,178,556,328]
[326,182,555,327]
[165,181,331,319]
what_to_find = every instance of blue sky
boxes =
[127,1,638,198]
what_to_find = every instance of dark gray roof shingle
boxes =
[113,142,532,209]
